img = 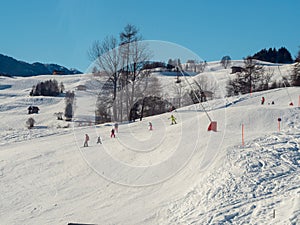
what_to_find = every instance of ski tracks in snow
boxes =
[158,128,300,224]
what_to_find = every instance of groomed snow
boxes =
[0,62,299,224]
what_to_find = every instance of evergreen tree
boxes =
[296,49,300,63]
[277,47,293,63]
[226,57,266,96]
[252,47,293,63]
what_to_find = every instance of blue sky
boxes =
[0,0,299,72]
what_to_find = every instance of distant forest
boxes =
[252,47,294,64]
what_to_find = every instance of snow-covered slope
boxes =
[0,62,299,225]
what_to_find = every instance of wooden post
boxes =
[277,118,281,132]
[273,209,275,218]
[242,124,245,146]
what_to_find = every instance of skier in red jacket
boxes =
[261,96,265,105]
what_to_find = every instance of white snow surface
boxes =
[0,62,299,225]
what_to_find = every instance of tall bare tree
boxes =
[89,24,152,122]
[119,24,151,120]
[88,36,123,120]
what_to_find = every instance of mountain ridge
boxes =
[0,53,82,76]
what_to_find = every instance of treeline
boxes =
[30,79,64,96]
[90,24,168,123]
[226,51,300,97]
[252,47,293,64]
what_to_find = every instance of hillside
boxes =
[0,53,82,76]
[0,62,299,224]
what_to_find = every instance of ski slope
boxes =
[0,62,299,224]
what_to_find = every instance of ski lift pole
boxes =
[179,69,212,122]
[179,68,217,131]
[278,66,293,105]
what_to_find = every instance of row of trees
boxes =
[226,52,300,96]
[252,47,294,64]
[226,57,268,96]
[30,79,64,96]
[220,47,296,70]
[90,24,172,123]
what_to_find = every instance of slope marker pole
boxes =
[242,124,245,146]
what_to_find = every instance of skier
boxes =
[261,96,265,105]
[169,114,177,125]
[84,134,89,147]
[149,122,153,131]
[111,128,116,138]
[97,136,102,144]
[114,122,119,133]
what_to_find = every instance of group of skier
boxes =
[83,133,102,147]
[83,115,177,147]
[261,96,275,105]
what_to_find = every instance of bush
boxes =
[26,117,35,128]
[64,91,75,121]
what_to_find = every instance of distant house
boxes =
[28,106,39,114]
[76,85,87,91]
[52,70,64,75]
[231,66,245,74]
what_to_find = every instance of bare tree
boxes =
[258,68,274,91]
[226,57,265,96]
[195,76,217,94]
[95,91,113,124]
[196,60,207,73]
[59,82,65,93]
[291,62,300,86]
[220,55,231,69]
[243,57,265,93]
[189,76,217,103]
[119,24,151,121]
[88,36,123,121]
[89,24,153,122]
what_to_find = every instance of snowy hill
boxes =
[0,62,299,224]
